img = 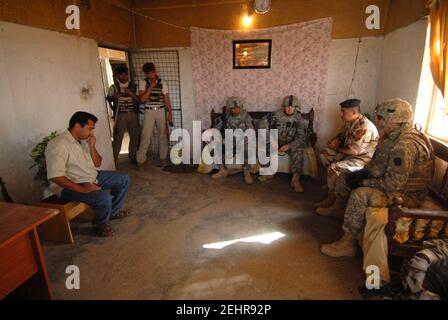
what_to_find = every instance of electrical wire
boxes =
[106,0,190,31]
[347,0,368,98]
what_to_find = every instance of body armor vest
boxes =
[144,78,165,109]
[270,110,306,145]
[400,129,434,193]
[114,81,137,112]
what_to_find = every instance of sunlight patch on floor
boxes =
[203,232,285,250]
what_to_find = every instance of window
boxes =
[414,23,448,143]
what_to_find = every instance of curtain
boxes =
[428,0,448,112]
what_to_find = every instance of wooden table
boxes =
[0,201,57,299]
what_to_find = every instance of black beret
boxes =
[340,99,361,108]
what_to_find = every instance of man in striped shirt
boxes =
[136,62,173,168]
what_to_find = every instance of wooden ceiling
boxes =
[0,0,428,48]
[129,0,428,47]
[130,0,428,35]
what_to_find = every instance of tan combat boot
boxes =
[320,232,357,257]
[316,198,344,217]
[244,169,254,185]
[291,173,304,193]
[315,191,336,208]
[258,174,274,182]
[212,166,228,179]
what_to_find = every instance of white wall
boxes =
[323,19,428,146]
[0,22,115,204]
[321,36,383,146]
[376,18,428,109]
[177,47,196,138]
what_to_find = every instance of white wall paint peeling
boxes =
[0,21,115,204]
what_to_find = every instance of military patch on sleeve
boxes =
[393,157,402,166]
[353,129,366,141]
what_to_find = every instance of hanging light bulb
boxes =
[242,14,253,27]
[241,4,253,28]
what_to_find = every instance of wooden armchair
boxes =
[385,137,448,258]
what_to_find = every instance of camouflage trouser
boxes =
[320,149,367,190]
[334,172,352,201]
[223,141,253,171]
[342,187,388,236]
[288,146,304,174]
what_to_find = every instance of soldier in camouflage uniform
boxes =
[320,98,434,258]
[316,99,379,215]
[212,96,255,184]
[258,95,309,192]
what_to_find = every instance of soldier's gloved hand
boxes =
[345,169,369,190]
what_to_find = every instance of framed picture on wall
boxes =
[233,39,272,69]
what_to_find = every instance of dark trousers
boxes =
[61,171,130,226]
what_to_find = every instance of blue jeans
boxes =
[61,171,130,226]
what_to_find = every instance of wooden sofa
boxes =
[385,137,448,258]
[209,107,318,176]
[210,107,317,147]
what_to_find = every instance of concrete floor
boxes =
[42,157,365,300]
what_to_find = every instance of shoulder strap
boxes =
[112,82,119,93]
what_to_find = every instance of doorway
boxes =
[98,47,131,156]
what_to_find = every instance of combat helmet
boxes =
[375,98,413,125]
[226,96,244,110]
[281,95,300,109]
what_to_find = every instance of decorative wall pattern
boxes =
[191,18,333,134]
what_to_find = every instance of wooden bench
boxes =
[37,196,94,244]
[385,137,448,258]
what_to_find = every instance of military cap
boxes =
[281,95,300,108]
[340,99,361,108]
